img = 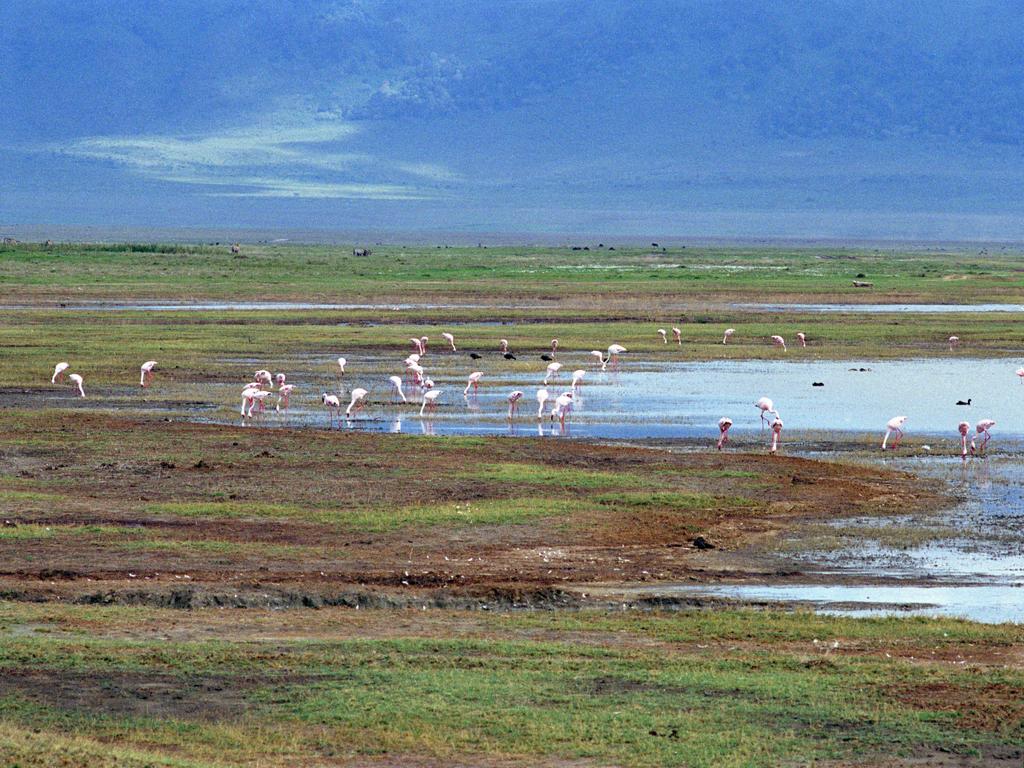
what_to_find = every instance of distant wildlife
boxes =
[723,328,735,344]
[540,354,554,362]
[506,390,524,419]
[346,388,368,418]
[503,352,516,360]
[469,352,482,359]
[948,335,960,351]
[51,362,70,383]
[672,327,682,345]
[140,360,158,387]
[536,388,550,419]
[769,416,783,454]
[441,332,456,351]
[956,398,972,406]
[717,417,733,450]
[420,389,443,417]
[882,416,907,450]
[771,335,787,352]
[754,397,777,429]
[544,362,562,385]
[464,371,484,395]
[972,419,996,455]
[657,328,667,343]
[812,382,824,387]
[796,332,806,347]
[68,373,85,398]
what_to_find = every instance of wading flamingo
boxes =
[882,415,907,450]
[796,332,806,347]
[140,361,158,387]
[948,336,960,351]
[536,388,550,419]
[717,417,733,450]
[499,339,509,354]
[464,371,483,395]
[607,344,626,369]
[958,421,971,458]
[551,392,574,426]
[507,390,523,419]
[550,339,559,357]
[51,362,70,383]
[337,357,347,375]
[420,336,429,353]
[672,327,682,345]
[410,338,425,356]
[255,370,273,387]
[723,328,735,344]
[242,386,260,416]
[571,369,585,388]
[276,384,294,412]
[275,373,286,388]
[544,361,562,385]
[1016,367,1024,383]
[769,416,783,454]
[389,375,407,403]
[771,335,787,352]
[247,390,270,418]
[442,332,456,352]
[346,388,368,418]
[68,373,85,398]
[657,328,667,343]
[420,388,442,417]
[754,397,776,430]
[322,393,341,426]
[972,419,996,455]
[590,350,607,370]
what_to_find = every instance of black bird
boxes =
[812,382,824,387]
[468,352,482,359]
[503,352,516,360]
[956,398,972,406]
[540,354,554,361]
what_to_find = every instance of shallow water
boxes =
[632,584,1024,623]
[738,303,1024,313]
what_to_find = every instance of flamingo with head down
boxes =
[420,388,442,417]
[972,419,996,455]
[754,397,776,430]
[717,417,733,450]
[389,375,407,403]
[507,390,523,419]
[69,373,85,398]
[657,329,667,344]
[322,393,341,426]
[771,335,787,352]
[442,332,456,352]
[882,416,907,450]
[51,362,70,383]
[536,388,550,419]
[276,384,294,412]
[949,336,960,351]
[796,332,806,348]
[551,392,574,426]
[337,357,347,376]
[464,371,483,395]
[723,328,735,344]
[606,344,626,370]
[590,350,607,370]
[769,416,783,454]
[672,327,682,345]
[571,369,585,388]
[544,361,562,385]
[346,388,368,418]
[140,361,158,387]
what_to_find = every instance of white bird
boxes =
[882,416,907,451]
[275,372,286,388]
[464,371,484,395]
[254,369,273,387]
[420,388,442,417]
[337,357,347,375]
[242,385,260,416]
[754,397,776,430]
[507,390,524,419]
[346,388,368,417]
[51,362,70,383]
[140,360,158,387]
[276,384,294,412]
[322,393,341,425]
[247,390,270,418]
[672,327,682,345]
[544,361,562,385]
[551,392,574,425]
[771,335,786,352]
[607,344,626,369]
[590,350,607,370]
[723,328,735,344]
[571,369,586,388]
[442,332,456,351]
[68,373,85,398]
[536,388,550,419]
[499,339,510,353]
[657,328,667,343]
[389,375,407,402]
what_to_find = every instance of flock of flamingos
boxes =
[48,327,1006,457]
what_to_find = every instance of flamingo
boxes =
[571,369,585,388]
[499,339,509,354]
[657,328,667,344]
[389,375,407,403]
[275,373,286,388]
[464,371,483,395]
[337,357,347,375]
[590,350,607,370]
[672,327,681,345]
[717,417,733,451]
[771,335,787,352]
[958,421,971,458]
[550,339,559,357]
[420,336,429,353]
[346,388,368,418]
[544,361,562,385]
[551,392,574,426]
[422,377,435,390]
[276,384,294,412]
[69,373,85,398]
[607,344,626,369]
[1017,367,1024,384]
[322,393,341,426]
[796,332,806,348]
[507,390,524,419]
[254,370,273,387]
[139,361,158,387]
[882,416,907,450]
[442,332,456,352]
[242,386,260,416]
[51,362,70,383]
[247,390,270,418]
[536,388,550,419]
[407,362,425,387]
[769,416,783,454]
[420,388,442,417]
[972,419,996,455]
[949,335,960,351]
[723,328,735,344]
[754,397,776,430]
[410,338,425,356]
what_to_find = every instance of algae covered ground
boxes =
[0,241,1022,766]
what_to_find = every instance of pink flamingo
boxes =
[551,392,574,426]
[948,336,960,351]
[771,335,787,352]
[51,362,70,383]
[346,388,368,418]
[410,337,425,356]
[442,332,456,352]
[882,416,907,450]
[389,375,407,403]
[407,362,425,387]
[139,361,158,387]
[321,393,341,426]
[796,332,806,348]
[672,327,682,345]
[69,373,85,398]
[723,328,735,344]
[536,388,550,419]
[754,397,776,430]
[544,361,562,385]
[717,417,733,450]
[499,339,510,354]
[1017,367,1024,383]
[769,416,783,454]
[254,370,273,387]
[276,384,294,412]
[507,390,524,419]
[247,390,270,418]
[550,339,559,357]
[590,350,607,370]
[275,373,286,388]
[464,371,483,395]
[571,369,585,388]
[242,386,260,416]
[420,336,429,353]
[972,419,996,455]
[337,357,347,376]
[420,388,442,417]
[958,421,971,458]
[606,344,626,369]
[657,328,667,344]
